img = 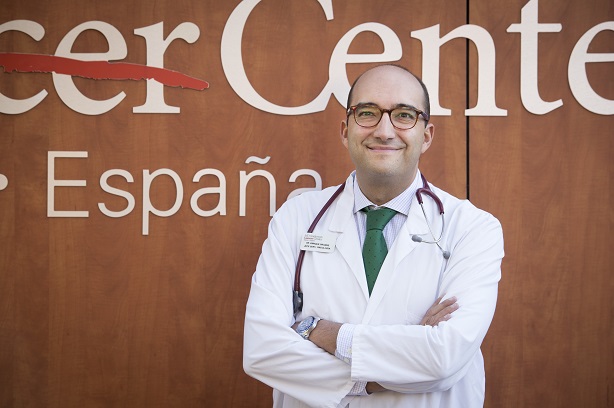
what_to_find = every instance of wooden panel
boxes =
[469,0,613,407]
[2,0,611,407]
[0,1,466,407]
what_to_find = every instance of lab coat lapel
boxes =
[328,177,370,300]
[362,198,431,322]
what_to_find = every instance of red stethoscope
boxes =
[293,174,449,315]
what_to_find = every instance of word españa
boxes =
[47,151,323,235]
[1,0,613,116]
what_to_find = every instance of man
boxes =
[243,64,504,407]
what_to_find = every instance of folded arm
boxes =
[293,296,460,394]
[291,213,503,394]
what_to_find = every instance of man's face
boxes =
[341,66,434,188]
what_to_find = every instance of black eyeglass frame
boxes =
[346,104,430,130]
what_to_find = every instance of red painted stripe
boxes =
[0,52,209,90]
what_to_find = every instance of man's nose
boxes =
[372,112,396,140]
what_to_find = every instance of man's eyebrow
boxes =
[394,103,422,111]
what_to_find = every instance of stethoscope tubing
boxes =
[293,174,446,315]
[293,183,345,314]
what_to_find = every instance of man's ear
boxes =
[340,120,349,149]
[421,123,435,154]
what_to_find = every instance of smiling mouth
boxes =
[367,145,402,151]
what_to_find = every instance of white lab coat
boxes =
[244,173,504,408]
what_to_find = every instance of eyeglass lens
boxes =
[354,105,419,129]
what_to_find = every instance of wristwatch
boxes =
[296,316,321,340]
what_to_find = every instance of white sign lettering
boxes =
[0,0,612,116]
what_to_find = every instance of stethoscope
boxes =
[293,174,449,314]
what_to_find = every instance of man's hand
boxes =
[420,296,458,326]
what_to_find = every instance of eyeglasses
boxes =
[346,104,429,130]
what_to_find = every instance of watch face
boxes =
[297,316,315,333]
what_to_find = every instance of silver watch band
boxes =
[298,316,321,340]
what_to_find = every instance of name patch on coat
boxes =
[300,233,337,253]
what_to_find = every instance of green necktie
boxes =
[362,207,397,295]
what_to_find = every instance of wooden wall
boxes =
[471,1,613,406]
[0,1,611,407]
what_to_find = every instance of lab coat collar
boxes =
[364,205,430,320]
[327,174,356,233]
[328,173,434,237]
[325,174,437,305]
[327,175,368,298]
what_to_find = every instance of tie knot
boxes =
[363,207,397,231]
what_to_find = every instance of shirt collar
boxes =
[352,171,422,216]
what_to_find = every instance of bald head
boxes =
[346,65,431,122]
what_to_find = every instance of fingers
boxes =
[429,296,457,316]
[436,296,458,315]
[420,296,459,326]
